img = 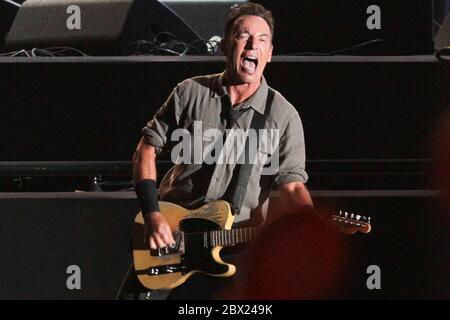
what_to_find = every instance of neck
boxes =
[208,227,257,247]
[223,71,261,107]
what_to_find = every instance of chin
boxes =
[238,73,261,84]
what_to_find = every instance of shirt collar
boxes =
[212,72,269,115]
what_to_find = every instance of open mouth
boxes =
[241,56,258,73]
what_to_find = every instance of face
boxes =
[223,15,273,84]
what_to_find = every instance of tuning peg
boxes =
[355,215,361,221]
[344,211,348,218]
[339,210,343,216]
[350,213,354,219]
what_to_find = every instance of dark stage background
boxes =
[1,0,450,300]
[0,56,449,162]
[0,56,449,299]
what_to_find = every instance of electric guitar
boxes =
[132,200,371,290]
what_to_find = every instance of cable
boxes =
[12,49,29,57]
[0,47,89,57]
[1,0,21,8]
[435,46,450,63]
[41,47,89,56]
[0,39,212,57]
[191,38,222,55]
[128,31,214,56]
[328,39,384,55]
[153,31,178,43]
[290,39,384,56]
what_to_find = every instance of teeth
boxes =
[242,56,257,72]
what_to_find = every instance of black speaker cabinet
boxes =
[5,0,205,55]
[0,0,19,50]
[0,193,138,299]
[254,0,434,55]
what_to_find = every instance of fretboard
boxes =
[208,227,257,247]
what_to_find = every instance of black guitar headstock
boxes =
[331,211,372,234]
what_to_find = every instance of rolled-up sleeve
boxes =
[142,84,184,154]
[273,111,309,186]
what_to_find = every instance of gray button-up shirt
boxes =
[142,73,308,223]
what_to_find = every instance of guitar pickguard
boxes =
[180,218,229,275]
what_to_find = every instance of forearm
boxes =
[132,137,157,182]
[133,138,174,248]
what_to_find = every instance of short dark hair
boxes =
[224,2,275,42]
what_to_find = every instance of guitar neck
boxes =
[208,227,257,247]
[203,211,371,247]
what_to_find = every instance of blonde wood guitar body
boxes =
[133,200,239,290]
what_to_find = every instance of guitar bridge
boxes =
[150,231,185,257]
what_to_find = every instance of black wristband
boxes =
[135,179,160,216]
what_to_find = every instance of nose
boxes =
[245,36,258,50]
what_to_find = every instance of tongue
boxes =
[243,59,256,71]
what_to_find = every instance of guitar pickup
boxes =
[150,231,185,257]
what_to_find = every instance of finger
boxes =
[156,223,174,244]
[161,227,175,246]
[161,233,175,246]
[149,236,157,250]
[153,233,166,248]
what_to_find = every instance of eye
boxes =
[236,33,250,41]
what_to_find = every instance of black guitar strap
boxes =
[224,88,275,215]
